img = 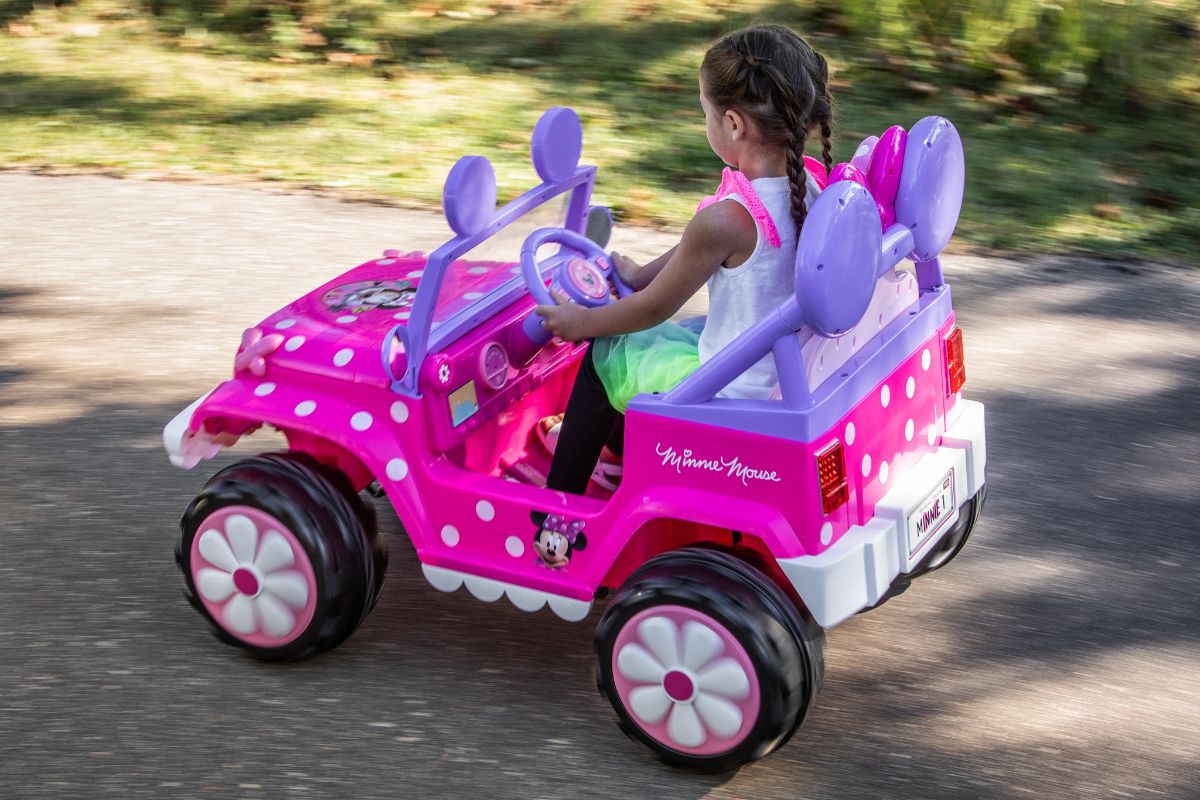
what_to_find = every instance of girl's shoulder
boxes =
[689,194,759,245]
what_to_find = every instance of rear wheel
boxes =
[178,453,385,661]
[595,548,823,772]
[911,480,987,578]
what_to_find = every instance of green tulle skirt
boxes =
[592,321,701,413]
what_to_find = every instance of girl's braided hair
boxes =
[701,25,835,235]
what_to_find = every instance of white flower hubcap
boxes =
[611,606,761,755]
[189,506,317,645]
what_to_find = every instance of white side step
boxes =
[421,564,593,622]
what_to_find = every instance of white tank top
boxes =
[697,174,820,399]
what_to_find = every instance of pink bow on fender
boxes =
[696,167,782,248]
[234,327,285,377]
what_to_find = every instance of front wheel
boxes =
[595,548,823,771]
[178,453,384,661]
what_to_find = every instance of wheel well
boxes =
[601,518,810,616]
[196,408,377,492]
[282,428,374,491]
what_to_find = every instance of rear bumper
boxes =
[777,399,986,629]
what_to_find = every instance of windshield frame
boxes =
[396,165,595,394]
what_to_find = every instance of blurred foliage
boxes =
[1,0,1198,262]
[124,0,1200,110]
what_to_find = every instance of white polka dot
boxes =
[861,454,872,477]
[922,349,932,371]
[505,536,525,557]
[880,385,891,408]
[819,522,833,546]
[350,411,373,431]
[928,426,938,446]
[337,315,357,324]
[441,525,460,547]
[906,376,915,398]
[390,401,409,423]
[386,458,408,480]
[468,266,489,275]
[879,461,889,484]
[377,258,397,265]
[905,419,915,441]
[333,348,354,367]
[274,319,296,330]
[284,335,306,351]
[463,292,483,301]
[295,400,316,417]
[393,311,410,320]
[407,270,424,279]
[844,422,856,446]
[476,500,495,522]
[253,382,276,397]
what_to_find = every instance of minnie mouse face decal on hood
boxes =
[322,280,416,314]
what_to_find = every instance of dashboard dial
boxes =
[480,342,510,389]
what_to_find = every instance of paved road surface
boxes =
[1,174,1198,799]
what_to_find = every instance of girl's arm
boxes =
[537,201,757,341]
[612,245,677,290]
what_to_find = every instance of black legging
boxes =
[545,343,625,496]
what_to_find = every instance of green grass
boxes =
[2,1,1198,263]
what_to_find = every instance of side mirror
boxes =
[585,205,613,249]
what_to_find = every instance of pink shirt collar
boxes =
[695,167,783,248]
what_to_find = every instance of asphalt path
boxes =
[1,173,1198,799]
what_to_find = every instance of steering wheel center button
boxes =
[567,258,609,300]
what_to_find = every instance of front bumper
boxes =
[163,390,222,469]
[777,399,986,628]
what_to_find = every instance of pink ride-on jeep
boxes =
[165,107,986,771]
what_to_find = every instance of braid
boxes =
[785,129,810,234]
[820,117,834,175]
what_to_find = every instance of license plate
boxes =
[907,469,956,557]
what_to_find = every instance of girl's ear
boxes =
[724,108,748,141]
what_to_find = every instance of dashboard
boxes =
[418,292,583,452]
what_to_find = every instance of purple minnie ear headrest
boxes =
[795,181,882,338]
[894,116,964,261]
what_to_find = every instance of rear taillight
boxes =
[816,441,848,515]
[945,327,966,395]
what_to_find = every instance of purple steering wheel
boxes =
[518,227,633,347]
[521,227,633,309]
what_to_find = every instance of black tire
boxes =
[295,454,388,610]
[595,548,824,772]
[178,453,384,661]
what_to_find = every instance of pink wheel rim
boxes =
[189,505,318,648]
[611,605,761,756]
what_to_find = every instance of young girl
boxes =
[531,24,835,565]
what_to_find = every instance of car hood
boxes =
[244,252,429,388]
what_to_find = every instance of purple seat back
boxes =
[827,125,907,231]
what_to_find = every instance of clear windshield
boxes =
[432,193,572,328]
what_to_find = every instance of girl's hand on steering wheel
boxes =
[611,252,642,289]
[535,289,594,342]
